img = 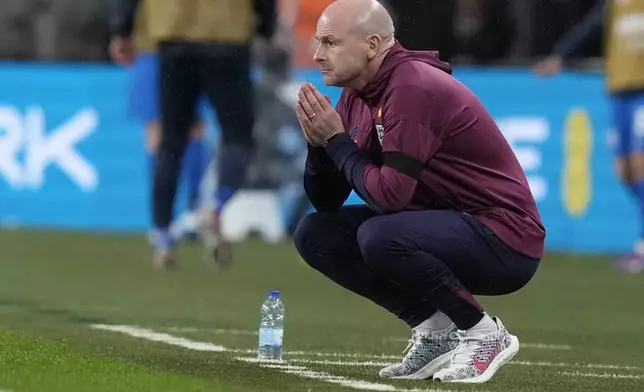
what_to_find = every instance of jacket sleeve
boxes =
[325,86,439,213]
[303,144,353,212]
[303,95,353,212]
[254,0,278,39]
[108,0,140,37]
[552,0,606,59]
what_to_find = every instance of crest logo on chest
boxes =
[375,124,385,146]
[375,107,384,146]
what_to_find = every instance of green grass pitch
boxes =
[1,229,643,392]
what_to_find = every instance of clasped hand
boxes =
[296,83,345,146]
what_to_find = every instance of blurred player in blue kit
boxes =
[535,0,644,273]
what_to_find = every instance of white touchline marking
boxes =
[520,343,573,351]
[166,327,258,336]
[166,328,573,351]
[278,358,393,367]
[91,324,644,377]
[224,348,402,360]
[280,351,400,360]
[91,324,227,352]
[262,364,309,371]
[232,353,644,372]
[238,357,392,368]
[92,325,441,391]
[236,357,456,392]
[385,337,572,350]
[282,358,644,372]
[559,371,643,380]
[512,361,643,371]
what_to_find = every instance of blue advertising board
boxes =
[0,63,636,253]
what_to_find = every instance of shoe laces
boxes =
[449,330,484,366]
[401,329,426,359]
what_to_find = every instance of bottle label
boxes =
[259,328,283,347]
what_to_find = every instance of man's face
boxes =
[314,17,369,87]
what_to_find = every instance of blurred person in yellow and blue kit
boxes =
[109,0,277,269]
[535,0,644,273]
[109,3,207,244]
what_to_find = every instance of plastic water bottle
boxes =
[258,290,285,361]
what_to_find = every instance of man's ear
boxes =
[367,35,383,60]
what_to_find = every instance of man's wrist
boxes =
[324,130,344,145]
[324,132,357,169]
[307,142,325,152]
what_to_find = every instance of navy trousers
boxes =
[293,205,540,330]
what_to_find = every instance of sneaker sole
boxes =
[434,335,520,384]
[387,349,456,380]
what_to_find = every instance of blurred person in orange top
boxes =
[292,0,334,68]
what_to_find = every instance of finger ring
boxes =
[309,113,317,119]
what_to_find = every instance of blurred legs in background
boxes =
[612,93,644,273]
[127,52,207,247]
[153,43,254,269]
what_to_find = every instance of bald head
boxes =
[321,0,395,42]
[313,0,397,89]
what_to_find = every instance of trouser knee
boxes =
[357,217,407,272]
[293,212,336,270]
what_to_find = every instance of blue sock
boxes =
[631,179,644,240]
[215,186,236,215]
[184,139,209,211]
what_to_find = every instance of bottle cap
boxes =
[269,290,280,298]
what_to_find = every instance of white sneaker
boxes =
[433,316,519,384]
[379,324,458,379]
